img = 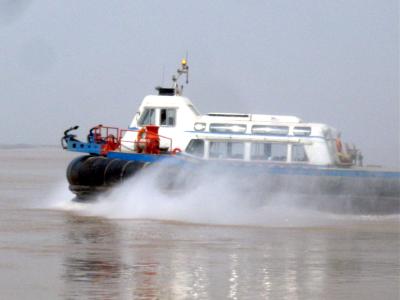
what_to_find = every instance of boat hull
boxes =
[66,155,400,214]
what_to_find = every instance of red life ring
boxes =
[137,127,146,140]
[136,127,161,154]
[336,138,343,153]
[136,128,146,153]
[172,148,182,155]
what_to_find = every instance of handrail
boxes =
[86,125,173,154]
[118,128,172,153]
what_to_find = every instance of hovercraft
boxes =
[62,60,400,213]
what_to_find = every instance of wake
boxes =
[44,162,399,227]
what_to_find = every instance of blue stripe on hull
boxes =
[104,152,400,179]
[107,152,168,163]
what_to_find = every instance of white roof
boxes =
[140,94,197,108]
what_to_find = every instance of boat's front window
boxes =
[251,143,287,162]
[186,139,204,157]
[252,125,289,136]
[209,141,244,159]
[292,144,309,162]
[160,108,176,127]
[138,108,156,126]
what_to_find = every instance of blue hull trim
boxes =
[107,152,170,163]
[103,151,400,180]
[67,141,102,155]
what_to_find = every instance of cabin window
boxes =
[293,126,311,136]
[292,144,308,162]
[138,108,156,126]
[209,124,247,133]
[209,141,244,159]
[160,108,176,126]
[252,125,289,136]
[251,143,287,161]
[186,139,204,157]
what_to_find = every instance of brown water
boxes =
[0,148,399,299]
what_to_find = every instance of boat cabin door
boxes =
[137,107,179,150]
[158,107,178,149]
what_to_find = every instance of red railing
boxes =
[118,128,173,153]
[92,125,119,142]
[90,125,173,154]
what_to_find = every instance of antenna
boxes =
[172,56,189,95]
[185,51,189,84]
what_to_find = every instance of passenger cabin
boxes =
[122,88,343,166]
[122,60,351,167]
[185,110,343,165]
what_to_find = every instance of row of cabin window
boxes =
[139,108,312,137]
[186,140,308,162]
[139,108,176,127]
[209,124,312,136]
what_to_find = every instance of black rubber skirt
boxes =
[66,155,146,201]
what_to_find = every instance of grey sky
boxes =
[0,0,398,167]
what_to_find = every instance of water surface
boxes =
[0,148,398,299]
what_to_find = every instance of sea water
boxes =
[0,147,399,299]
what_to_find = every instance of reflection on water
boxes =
[62,216,123,299]
[60,215,400,300]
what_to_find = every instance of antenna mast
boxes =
[172,57,189,95]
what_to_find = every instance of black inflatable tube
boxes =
[66,155,91,186]
[67,155,147,200]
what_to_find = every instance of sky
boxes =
[0,0,398,167]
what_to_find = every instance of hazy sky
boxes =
[0,0,398,167]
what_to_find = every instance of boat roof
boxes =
[138,93,337,137]
[140,94,197,108]
[201,113,303,123]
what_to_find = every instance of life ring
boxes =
[136,126,161,154]
[172,148,182,155]
[137,127,146,140]
[336,138,343,153]
[136,128,147,153]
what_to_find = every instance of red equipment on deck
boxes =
[136,125,161,154]
[88,124,169,155]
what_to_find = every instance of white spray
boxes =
[47,161,352,227]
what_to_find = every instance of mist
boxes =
[43,160,396,227]
[0,1,398,167]
[47,162,329,226]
